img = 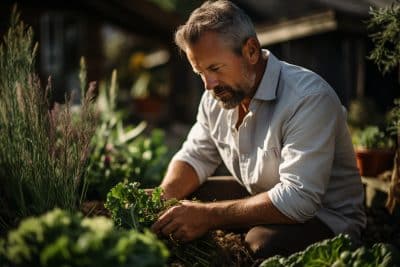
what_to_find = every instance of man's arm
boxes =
[152,191,296,242]
[160,160,200,200]
[209,191,296,228]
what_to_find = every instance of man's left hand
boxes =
[151,200,212,242]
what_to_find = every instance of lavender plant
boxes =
[0,6,97,233]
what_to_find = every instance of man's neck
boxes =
[240,97,251,113]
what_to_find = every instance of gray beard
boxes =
[211,88,245,109]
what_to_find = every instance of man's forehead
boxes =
[185,39,234,71]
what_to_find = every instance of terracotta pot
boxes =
[133,97,167,123]
[133,97,164,114]
[355,148,395,177]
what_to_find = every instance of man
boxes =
[151,0,366,258]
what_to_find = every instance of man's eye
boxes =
[210,67,219,72]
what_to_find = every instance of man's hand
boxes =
[151,200,212,242]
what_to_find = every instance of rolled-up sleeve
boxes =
[268,92,340,222]
[172,93,221,183]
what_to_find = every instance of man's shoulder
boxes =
[279,61,335,100]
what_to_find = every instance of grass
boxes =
[0,6,97,233]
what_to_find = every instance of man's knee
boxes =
[244,219,334,259]
[245,226,283,259]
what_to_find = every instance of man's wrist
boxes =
[205,200,239,229]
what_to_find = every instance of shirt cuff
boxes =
[267,184,318,223]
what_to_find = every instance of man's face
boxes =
[185,31,256,109]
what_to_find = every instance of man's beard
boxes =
[211,85,245,109]
[211,61,256,109]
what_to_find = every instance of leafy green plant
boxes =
[105,182,249,267]
[259,234,400,267]
[85,70,170,200]
[0,6,97,233]
[105,181,178,230]
[352,126,395,150]
[0,208,169,267]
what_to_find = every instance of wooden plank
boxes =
[361,176,390,207]
[256,10,337,46]
[361,176,390,193]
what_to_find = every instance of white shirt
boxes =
[172,50,366,239]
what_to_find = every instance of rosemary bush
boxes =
[0,7,97,233]
[367,1,400,75]
[367,1,400,212]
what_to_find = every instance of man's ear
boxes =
[242,37,260,64]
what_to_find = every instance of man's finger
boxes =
[151,209,172,233]
[160,219,180,236]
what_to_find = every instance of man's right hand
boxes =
[151,200,213,242]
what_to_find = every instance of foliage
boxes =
[0,6,97,233]
[259,234,400,267]
[105,181,178,230]
[0,208,169,267]
[352,126,395,149]
[85,71,170,200]
[105,182,235,267]
[367,1,400,213]
[367,2,400,75]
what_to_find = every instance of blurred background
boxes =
[0,0,399,140]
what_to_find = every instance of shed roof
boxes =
[233,0,393,23]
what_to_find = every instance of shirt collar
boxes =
[253,49,281,101]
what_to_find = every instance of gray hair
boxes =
[174,0,256,55]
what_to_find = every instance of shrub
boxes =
[0,208,169,267]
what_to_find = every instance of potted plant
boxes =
[352,126,395,177]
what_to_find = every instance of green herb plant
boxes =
[0,208,169,267]
[0,6,97,233]
[105,182,178,230]
[105,182,235,267]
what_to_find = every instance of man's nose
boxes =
[203,74,218,90]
